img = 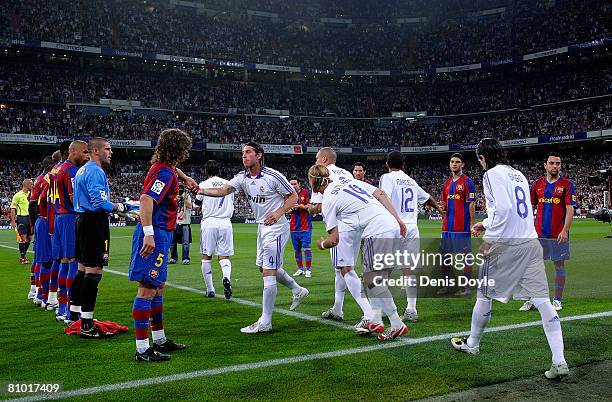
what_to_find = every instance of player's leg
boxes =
[200,225,216,296]
[552,260,566,310]
[46,257,60,310]
[133,282,170,362]
[401,233,419,321]
[181,224,191,265]
[56,258,70,321]
[272,230,308,311]
[149,283,186,353]
[303,231,313,277]
[291,231,304,276]
[217,222,234,299]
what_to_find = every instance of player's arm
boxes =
[200,184,235,197]
[559,182,577,243]
[473,173,497,236]
[372,188,407,237]
[138,194,155,258]
[264,191,298,225]
[184,193,192,209]
[317,226,339,249]
[467,178,476,228]
[89,170,123,213]
[9,207,16,228]
[176,168,199,192]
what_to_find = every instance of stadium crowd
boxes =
[2,150,609,222]
[1,62,610,117]
[1,97,610,147]
[1,0,608,69]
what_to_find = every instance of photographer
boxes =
[170,185,193,265]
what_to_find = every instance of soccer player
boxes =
[72,137,130,337]
[379,151,441,322]
[129,129,195,362]
[46,140,71,311]
[195,160,235,299]
[310,147,357,321]
[53,140,90,323]
[289,177,313,278]
[169,184,193,265]
[352,162,371,184]
[29,156,55,305]
[520,152,576,312]
[201,142,308,334]
[10,178,33,264]
[311,164,409,340]
[438,153,476,296]
[451,138,568,380]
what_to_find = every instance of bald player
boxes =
[53,140,90,322]
[11,178,34,264]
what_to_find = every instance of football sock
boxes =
[332,269,346,313]
[219,259,232,280]
[554,267,566,301]
[344,270,373,321]
[80,273,102,329]
[151,295,166,344]
[304,248,312,271]
[276,267,301,293]
[467,298,492,348]
[201,260,214,292]
[260,276,277,326]
[533,297,566,365]
[133,297,151,354]
[294,248,303,270]
[405,274,417,311]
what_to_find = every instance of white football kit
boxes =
[228,167,293,269]
[198,176,235,257]
[322,178,400,271]
[479,164,548,302]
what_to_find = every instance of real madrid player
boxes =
[451,138,568,379]
[200,142,308,333]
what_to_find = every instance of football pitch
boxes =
[0,220,611,401]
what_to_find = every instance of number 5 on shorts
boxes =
[155,253,165,267]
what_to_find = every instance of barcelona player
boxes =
[520,152,576,312]
[290,177,313,278]
[438,153,476,296]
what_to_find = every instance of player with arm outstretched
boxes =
[451,138,568,380]
[201,142,308,334]
[195,160,235,299]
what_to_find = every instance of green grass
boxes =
[0,220,610,401]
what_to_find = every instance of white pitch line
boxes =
[0,244,353,331]
[12,310,612,402]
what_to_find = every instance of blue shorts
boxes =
[291,231,312,250]
[128,223,173,287]
[54,214,76,259]
[34,218,52,264]
[540,238,570,263]
[440,232,472,254]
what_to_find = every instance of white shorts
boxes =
[397,223,420,270]
[362,228,402,273]
[257,220,289,269]
[200,218,234,257]
[330,230,361,269]
[478,238,549,303]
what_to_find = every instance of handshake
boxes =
[114,200,140,221]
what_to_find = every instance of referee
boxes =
[70,137,129,338]
[10,178,34,264]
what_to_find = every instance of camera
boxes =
[587,167,612,186]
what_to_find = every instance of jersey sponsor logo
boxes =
[150,179,165,195]
[247,194,266,204]
[447,194,461,200]
[538,197,561,204]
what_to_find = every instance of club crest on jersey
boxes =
[151,179,165,195]
[555,187,564,195]
[456,184,464,191]
[259,185,265,193]
[150,269,159,278]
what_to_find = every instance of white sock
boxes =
[344,270,373,321]
[467,298,492,348]
[260,276,277,326]
[332,269,346,313]
[379,296,403,329]
[152,329,166,345]
[405,274,417,311]
[533,298,566,365]
[136,338,150,354]
[48,291,58,304]
[219,259,232,280]
[201,260,214,292]
[69,304,81,313]
[368,298,383,324]
[30,284,37,292]
[276,267,301,293]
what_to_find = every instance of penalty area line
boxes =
[12,310,612,401]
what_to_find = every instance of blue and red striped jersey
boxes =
[531,176,576,238]
[442,174,475,234]
[30,174,46,217]
[141,163,179,231]
[55,160,79,214]
[47,161,63,233]
[290,188,312,232]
